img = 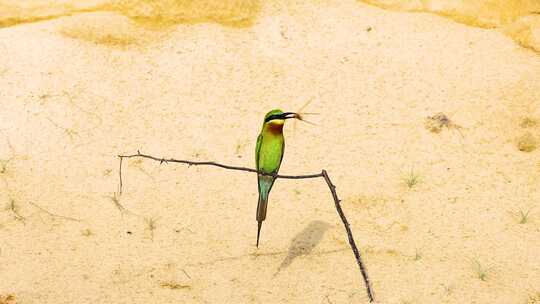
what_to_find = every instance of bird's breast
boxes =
[258,134,284,173]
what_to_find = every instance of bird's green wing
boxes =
[275,140,285,174]
[255,133,262,171]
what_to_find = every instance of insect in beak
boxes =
[294,112,319,125]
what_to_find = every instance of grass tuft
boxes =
[473,260,489,281]
[518,209,531,224]
[403,170,420,189]
[527,292,540,304]
[81,228,93,237]
[0,294,16,304]
[413,248,422,261]
[145,217,159,241]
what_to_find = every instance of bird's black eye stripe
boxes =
[264,114,284,123]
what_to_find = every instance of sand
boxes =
[1,0,540,303]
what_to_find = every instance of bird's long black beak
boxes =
[281,112,297,119]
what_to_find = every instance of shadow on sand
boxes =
[274,220,332,275]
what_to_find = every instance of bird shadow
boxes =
[274,220,332,276]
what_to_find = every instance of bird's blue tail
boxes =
[256,174,275,247]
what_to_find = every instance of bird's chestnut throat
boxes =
[265,122,284,134]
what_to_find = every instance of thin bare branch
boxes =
[117,151,322,186]
[116,150,374,302]
[321,170,374,302]
[118,156,123,195]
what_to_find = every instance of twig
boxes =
[29,201,81,222]
[117,151,375,302]
[118,156,123,195]
[321,170,374,301]
[181,268,191,279]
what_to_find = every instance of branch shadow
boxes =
[274,220,332,276]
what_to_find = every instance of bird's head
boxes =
[263,109,297,126]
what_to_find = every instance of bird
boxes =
[255,109,297,247]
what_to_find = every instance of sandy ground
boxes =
[1,0,540,303]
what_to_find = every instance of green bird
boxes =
[255,109,297,247]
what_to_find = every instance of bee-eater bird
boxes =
[255,109,297,247]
